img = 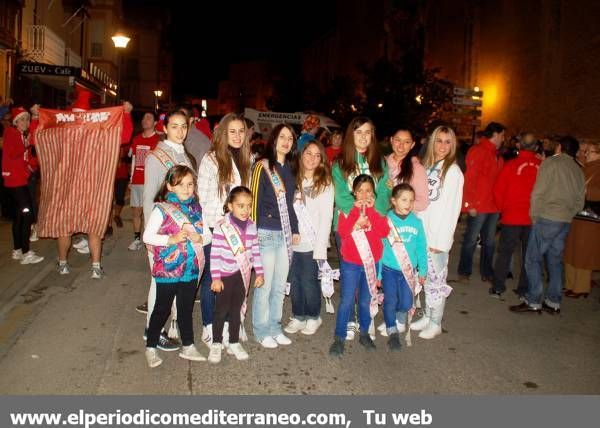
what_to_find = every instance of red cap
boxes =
[71,88,92,111]
[11,107,29,125]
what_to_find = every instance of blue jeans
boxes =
[199,242,215,326]
[524,218,570,309]
[381,265,413,333]
[289,251,321,320]
[252,229,290,341]
[458,212,500,278]
[334,260,378,339]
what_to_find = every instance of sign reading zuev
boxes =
[18,62,79,77]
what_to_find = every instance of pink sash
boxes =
[262,159,293,265]
[351,228,382,318]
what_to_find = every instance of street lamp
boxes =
[112,33,131,103]
[153,89,163,112]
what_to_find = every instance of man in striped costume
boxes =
[35,89,133,279]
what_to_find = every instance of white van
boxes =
[244,108,341,136]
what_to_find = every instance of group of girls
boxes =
[142,109,463,367]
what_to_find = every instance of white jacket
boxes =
[197,152,242,229]
[418,162,464,253]
[292,178,334,260]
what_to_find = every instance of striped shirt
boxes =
[210,215,264,280]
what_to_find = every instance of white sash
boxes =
[386,218,422,346]
[293,192,339,313]
[157,202,205,275]
[262,159,293,264]
[350,227,382,319]
[219,216,252,316]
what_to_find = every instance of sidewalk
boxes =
[0,214,599,394]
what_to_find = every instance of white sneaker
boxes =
[346,321,357,340]
[201,324,213,348]
[29,224,38,242]
[145,348,162,368]
[300,318,322,335]
[378,321,406,336]
[284,318,306,334]
[259,336,278,349]
[227,342,249,360]
[273,333,292,345]
[207,343,222,363]
[128,237,143,251]
[91,265,105,279]
[12,249,23,260]
[72,238,88,249]
[397,322,406,333]
[20,251,44,265]
[76,245,90,254]
[418,322,442,339]
[57,262,70,275]
[410,316,430,331]
[179,344,206,361]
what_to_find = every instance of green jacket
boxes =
[332,152,392,229]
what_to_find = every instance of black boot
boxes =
[329,336,345,357]
[387,333,402,352]
[359,333,376,351]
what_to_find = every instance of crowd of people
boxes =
[1,95,598,369]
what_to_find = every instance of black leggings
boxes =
[213,271,246,344]
[147,279,197,348]
[8,186,33,253]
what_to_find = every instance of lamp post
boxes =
[153,89,163,112]
[111,34,130,103]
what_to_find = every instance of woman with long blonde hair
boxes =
[410,126,464,340]
[197,113,252,346]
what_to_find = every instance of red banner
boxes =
[35,107,124,238]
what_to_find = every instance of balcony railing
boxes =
[26,25,65,65]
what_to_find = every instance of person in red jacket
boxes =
[1,106,44,264]
[457,122,506,282]
[489,133,541,298]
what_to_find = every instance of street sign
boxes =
[453,87,484,97]
[452,97,482,107]
[451,118,481,127]
[453,108,482,117]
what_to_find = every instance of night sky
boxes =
[124,0,336,99]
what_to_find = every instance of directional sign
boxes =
[453,87,484,97]
[452,118,481,127]
[452,97,482,107]
[454,108,482,117]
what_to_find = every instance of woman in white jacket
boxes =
[411,126,464,339]
[285,141,334,335]
[197,113,252,345]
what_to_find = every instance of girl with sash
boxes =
[379,183,427,351]
[139,110,195,352]
[198,113,251,348]
[285,141,334,336]
[209,186,264,363]
[143,165,207,368]
[377,129,428,335]
[410,126,464,339]
[329,174,390,357]
[332,117,391,340]
[385,129,429,211]
[250,124,300,349]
